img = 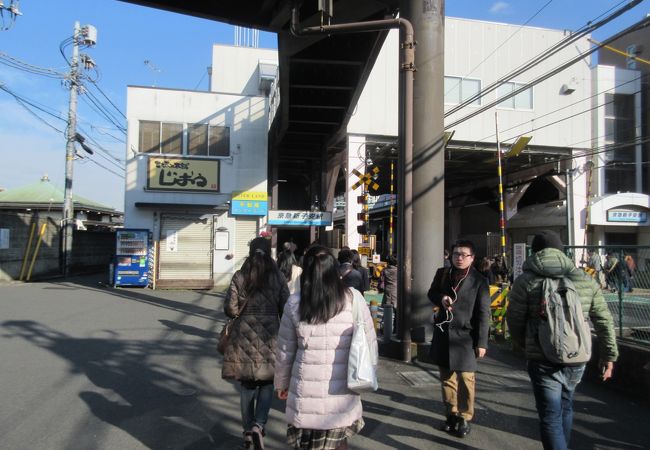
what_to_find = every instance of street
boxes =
[1,275,648,450]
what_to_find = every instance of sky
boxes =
[0,0,647,211]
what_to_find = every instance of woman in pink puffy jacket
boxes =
[274,245,377,450]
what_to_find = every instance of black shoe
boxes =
[456,418,471,438]
[440,415,458,432]
[251,425,265,450]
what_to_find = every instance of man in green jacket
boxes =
[507,230,618,450]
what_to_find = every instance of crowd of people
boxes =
[218,231,618,450]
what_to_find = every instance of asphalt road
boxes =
[1,275,648,450]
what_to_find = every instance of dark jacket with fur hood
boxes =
[221,268,290,381]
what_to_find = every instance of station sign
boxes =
[268,210,332,226]
[607,210,647,223]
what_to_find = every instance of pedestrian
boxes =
[274,245,377,450]
[221,237,290,450]
[443,249,451,268]
[586,250,604,288]
[604,252,629,292]
[379,254,398,333]
[478,257,496,285]
[624,254,636,291]
[338,248,364,293]
[427,239,491,438]
[351,249,370,293]
[278,242,302,295]
[507,230,618,450]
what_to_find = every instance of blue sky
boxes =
[0,0,647,210]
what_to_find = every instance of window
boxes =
[188,124,208,156]
[139,121,160,153]
[139,121,230,157]
[444,76,481,106]
[497,82,533,110]
[604,93,636,194]
[161,123,182,154]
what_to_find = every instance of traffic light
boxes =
[357,225,367,235]
[357,212,366,221]
[357,195,366,204]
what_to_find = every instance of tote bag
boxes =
[347,293,378,393]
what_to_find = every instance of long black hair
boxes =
[299,245,346,324]
[240,237,276,294]
[277,246,297,281]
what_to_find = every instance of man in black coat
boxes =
[427,239,491,438]
[338,248,364,293]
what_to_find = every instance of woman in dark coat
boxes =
[427,240,491,439]
[221,237,290,449]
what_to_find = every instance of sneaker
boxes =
[456,418,471,438]
[251,425,264,450]
[242,431,253,449]
[440,415,458,432]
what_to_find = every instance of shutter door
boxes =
[234,217,258,269]
[158,215,213,288]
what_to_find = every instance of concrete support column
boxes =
[345,134,366,249]
[401,0,445,337]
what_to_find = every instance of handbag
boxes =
[347,293,378,393]
[217,297,250,355]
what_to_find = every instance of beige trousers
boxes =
[439,368,476,421]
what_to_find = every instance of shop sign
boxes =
[607,210,647,223]
[512,243,527,280]
[147,156,219,192]
[268,210,333,226]
[231,191,268,216]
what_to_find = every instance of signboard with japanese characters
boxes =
[268,210,333,226]
[513,243,527,280]
[231,191,268,216]
[147,156,219,192]
[607,210,647,223]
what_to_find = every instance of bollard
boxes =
[383,304,394,339]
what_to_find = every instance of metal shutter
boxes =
[233,217,258,269]
[159,215,213,285]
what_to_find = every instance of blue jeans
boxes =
[527,361,586,450]
[240,382,274,432]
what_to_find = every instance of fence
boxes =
[568,245,650,346]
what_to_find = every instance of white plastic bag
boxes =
[347,293,378,393]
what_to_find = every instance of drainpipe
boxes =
[291,6,415,361]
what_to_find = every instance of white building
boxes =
[124,46,277,288]
[343,17,594,256]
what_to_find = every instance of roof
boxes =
[0,177,118,213]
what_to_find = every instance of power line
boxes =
[85,78,126,119]
[445,14,650,131]
[0,84,65,133]
[444,0,645,119]
[0,51,66,78]
[444,0,554,97]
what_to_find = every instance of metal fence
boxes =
[568,246,650,346]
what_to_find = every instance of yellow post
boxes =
[19,222,37,281]
[26,223,47,281]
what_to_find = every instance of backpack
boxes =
[538,277,592,365]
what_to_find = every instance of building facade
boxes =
[124,45,277,288]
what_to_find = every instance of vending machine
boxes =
[113,229,150,287]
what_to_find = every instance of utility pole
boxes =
[62,21,97,276]
[62,21,81,277]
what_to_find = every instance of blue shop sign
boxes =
[607,210,647,223]
[231,200,268,216]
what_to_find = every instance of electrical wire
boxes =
[444,0,554,98]
[0,85,65,133]
[0,52,67,78]
[85,78,126,119]
[445,0,645,119]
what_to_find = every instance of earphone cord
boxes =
[436,268,470,333]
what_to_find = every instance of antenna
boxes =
[144,59,162,87]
